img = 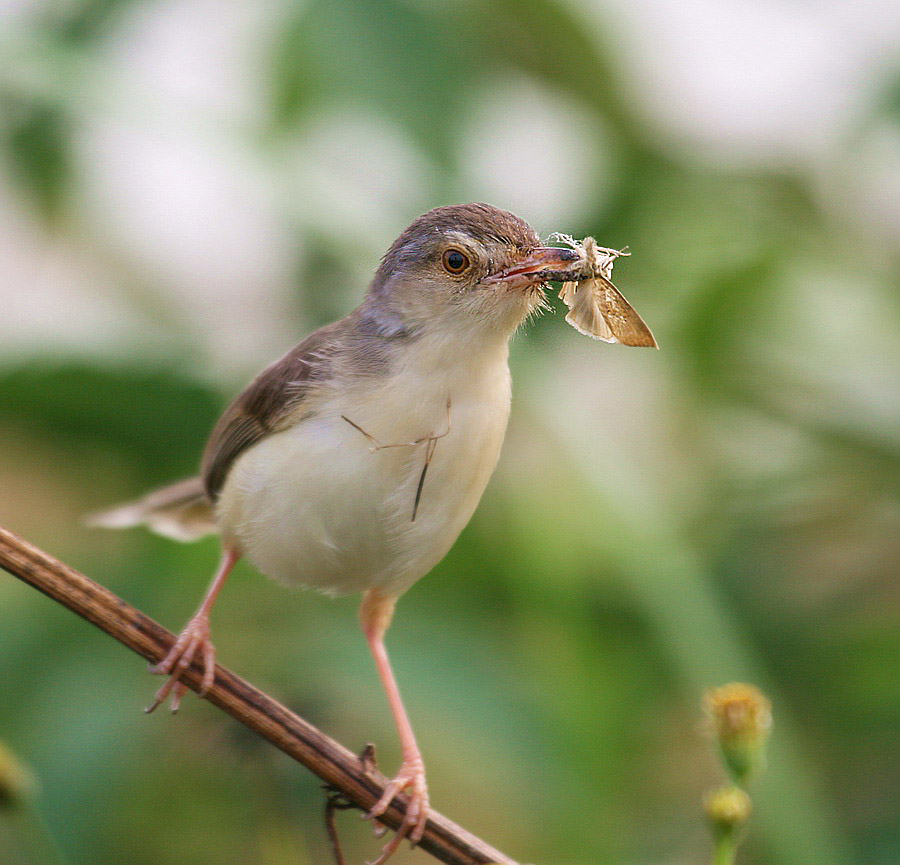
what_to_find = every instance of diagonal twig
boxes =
[0,524,517,865]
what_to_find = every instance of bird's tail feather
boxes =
[86,476,217,542]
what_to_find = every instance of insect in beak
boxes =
[484,247,582,290]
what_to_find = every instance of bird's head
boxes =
[365,203,581,338]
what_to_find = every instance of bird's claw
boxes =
[364,758,429,864]
[146,614,216,713]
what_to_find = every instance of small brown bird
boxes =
[92,203,583,860]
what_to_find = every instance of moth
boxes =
[542,234,658,348]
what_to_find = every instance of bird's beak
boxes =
[484,246,583,289]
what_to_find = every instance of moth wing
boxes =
[558,280,577,307]
[595,276,658,348]
[560,279,618,343]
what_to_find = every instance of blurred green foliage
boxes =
[0,1,897,864]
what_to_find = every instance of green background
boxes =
[0,1,897,863]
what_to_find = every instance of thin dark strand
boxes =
[0,524,517,865]
[343,415,433,451]
[324,790,356,865]
[341,414,380,449]
[411,459,429,522]
[411,399,450,522]
[342,399,452,522]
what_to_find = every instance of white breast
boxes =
[215,331,512,596]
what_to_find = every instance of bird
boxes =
[91,202,582,860]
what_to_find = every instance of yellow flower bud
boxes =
[704,683,772,782]
[704,785,752,839]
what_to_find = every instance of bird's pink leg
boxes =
[146,546,240,713]
[359,590,430,861]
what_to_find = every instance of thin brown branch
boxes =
[0,524,517,865]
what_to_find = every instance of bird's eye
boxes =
[442,249,470,274]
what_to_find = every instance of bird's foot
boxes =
[146,614,216,713]
[364,756,429,864]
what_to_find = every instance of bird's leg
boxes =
[146,546,239,713]
[359,590,429,859]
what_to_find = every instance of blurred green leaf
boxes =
[2,101,71,221]
[0,364,221,480]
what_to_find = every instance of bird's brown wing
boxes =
[201,322,343,500]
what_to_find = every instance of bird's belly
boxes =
[215,372,510,596]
